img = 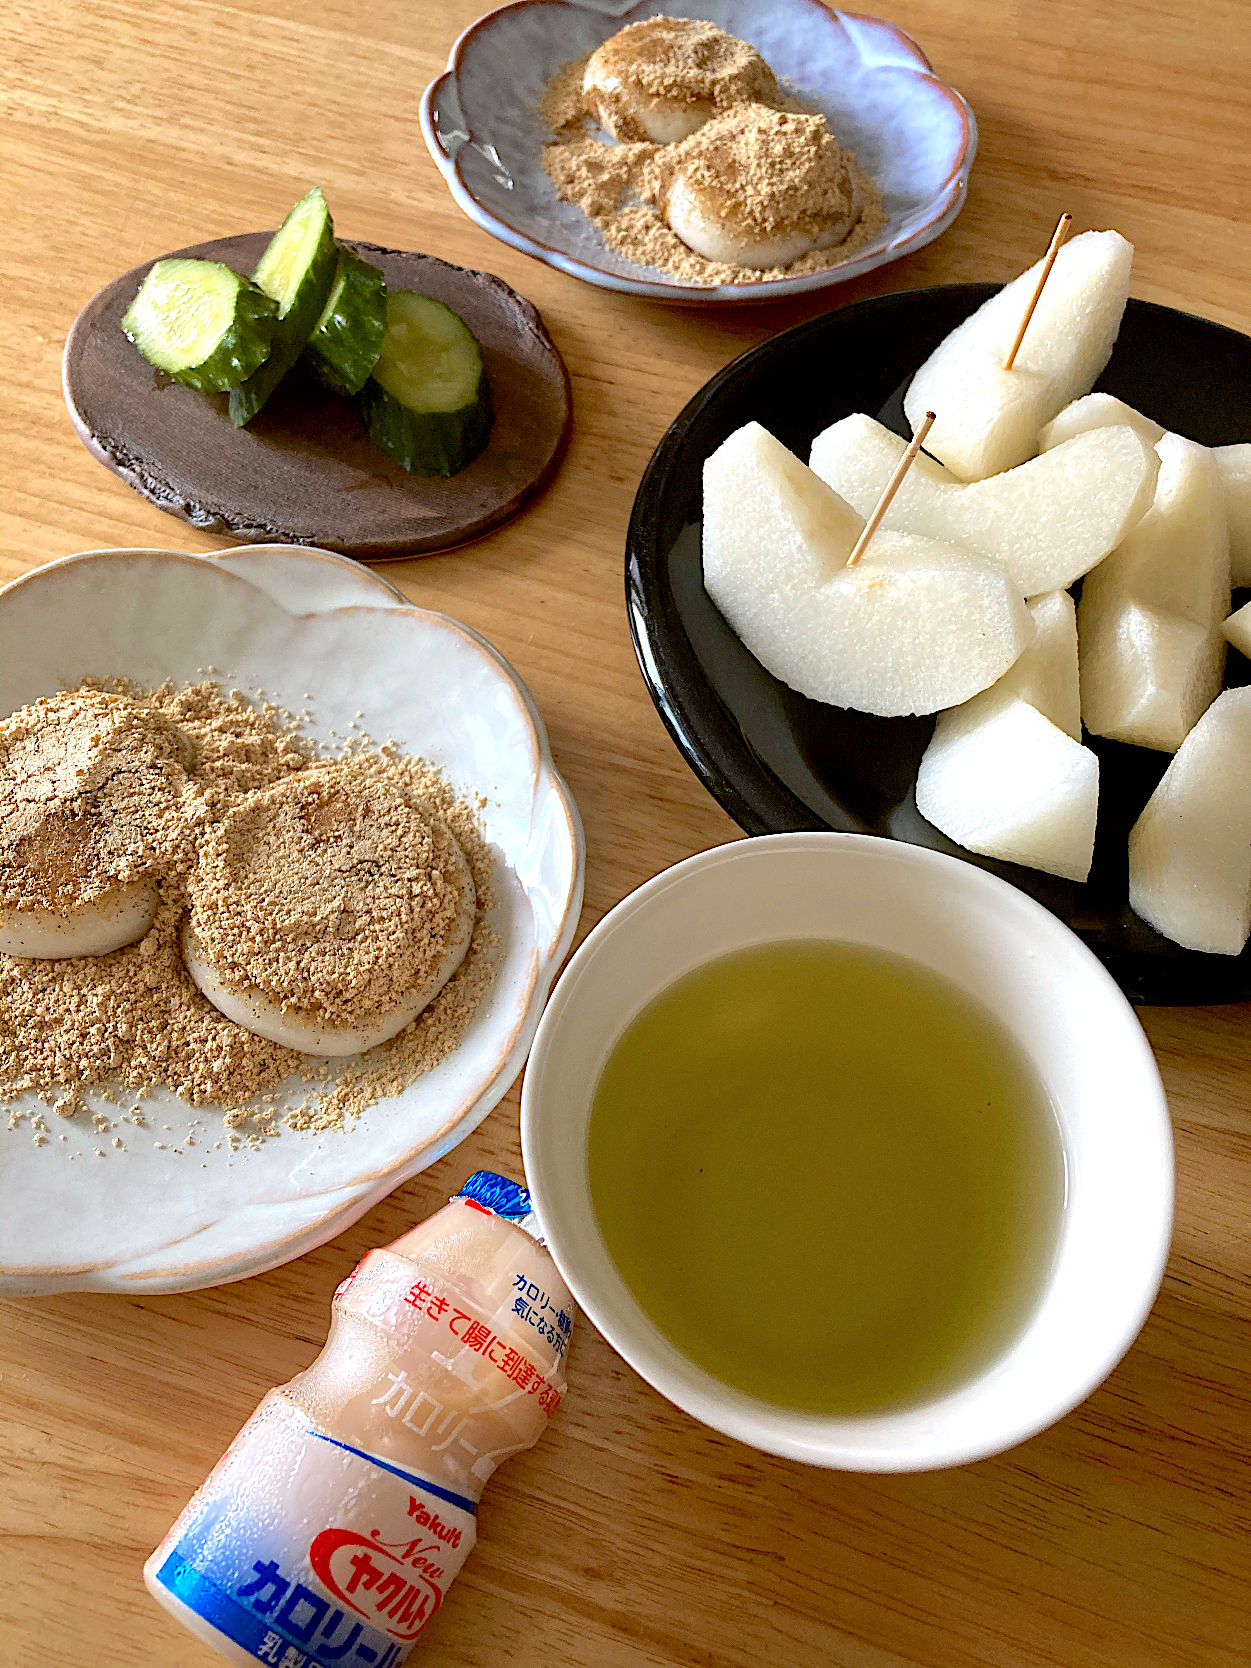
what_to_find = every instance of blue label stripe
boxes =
[158,1553,309,1666]
[307,1431,478,1516]
[157,1552,399,1668]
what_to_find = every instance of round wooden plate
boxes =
[63,235,573,560]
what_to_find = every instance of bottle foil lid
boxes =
[455,1171,544,1242]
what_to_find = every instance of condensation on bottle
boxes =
[144,1173,576,1666]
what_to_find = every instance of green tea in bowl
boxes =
[587,939,1065,1416]
[521,832,1172,1470]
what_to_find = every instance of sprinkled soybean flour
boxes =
[538,48,885,286]
[0,680,497,1144]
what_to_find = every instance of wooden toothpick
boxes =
[1002,213,1073,372]
[846,411,937,567]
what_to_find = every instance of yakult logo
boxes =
[407,1492,463,1548]
[309,1522,449,1643]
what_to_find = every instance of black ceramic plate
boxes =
[626,286,1251,1004]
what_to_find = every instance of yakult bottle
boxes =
[145,1173,576,1667]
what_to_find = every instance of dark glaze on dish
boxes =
[626,285,1251,1003]
[64,236,572,560]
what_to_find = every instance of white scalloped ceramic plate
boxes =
[0,545,583,1296]
[420,0,976,303]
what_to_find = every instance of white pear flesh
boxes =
[182,879,476,1057]
[1038,393,1165,452]
[1127,687,1251,955]
[1077,433,1230,751]
[1041,404,1251,587]
[0,876,158,959]
[702,422,1033,717]
[998,590,1082,739]
[916,693,1099,882]
[809,413,1157,596]
[903,229,1133,481]
[1215,445,1251,587]
[1079,600,1225,755]
[1223,598,1251,660]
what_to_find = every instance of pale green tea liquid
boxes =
[587,941,1065,1415]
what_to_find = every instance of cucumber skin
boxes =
[228,329,311,427]
[360,371,494,477]
[306,247,387,397]
[229,192,338,427]
[122,263,278,394]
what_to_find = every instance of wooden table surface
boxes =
[2,0,1249,1664]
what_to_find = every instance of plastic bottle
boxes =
[145,1172,576,1666]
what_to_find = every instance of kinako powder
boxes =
[0,680,497,1141]
[186,763,473,1031]
[581,15,780,140]
[538,44,885,287]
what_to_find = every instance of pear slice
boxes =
[1215,444,1251,587]
[702,422,1032,717]
[1223,598,1251,660]
[1127,687,1251,955]
[1038,393,1165,452]
[1077,434,1230,751]
[903,229,1133,480]
[916,693,1099,882]
[1041,405,1251,587]
[809,413,1157,596]
[1078,599,1226,754]
[915,589,1095,880]
[998,590,1081,739]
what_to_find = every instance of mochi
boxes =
[1223,598,1251,660]
[809,413,1157,596]
[904,229,1133,480]
[916,694,1099,882]
[1215,444,1251,587]
[1077,433,1230,750]
[1127,687,1251,955]
[1042,404,1251,586]
[702,423,1032,717]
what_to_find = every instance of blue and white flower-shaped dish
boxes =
[420,0,976,305]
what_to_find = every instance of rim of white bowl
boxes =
[521,832,1174,1471]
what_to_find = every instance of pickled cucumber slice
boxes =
[305,246,387,397]
[360,292,493,476]
[121,259,278,394]
[229,186,337,427]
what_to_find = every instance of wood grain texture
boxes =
[1,1,1249,1665]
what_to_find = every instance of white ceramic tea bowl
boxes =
[521,833,1173,1471]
